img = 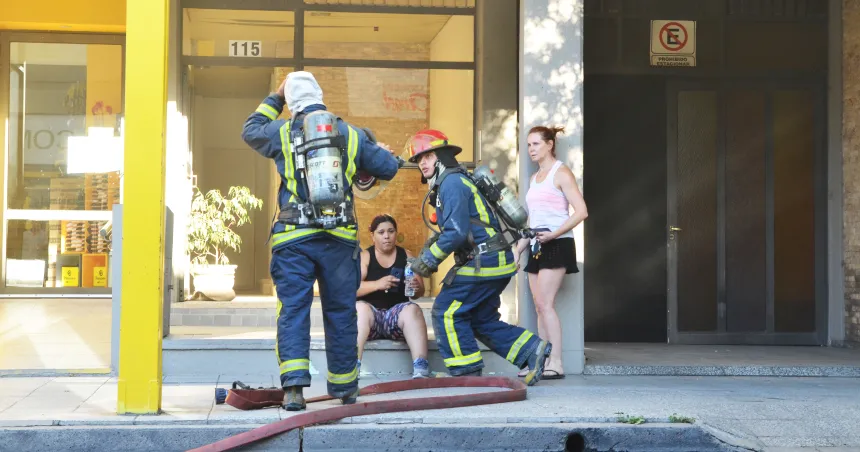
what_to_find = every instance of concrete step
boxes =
[169,299,437,329]
[162,330,519,377]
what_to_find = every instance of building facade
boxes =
[0,0,856,411]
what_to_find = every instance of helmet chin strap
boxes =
[427,160,446,187]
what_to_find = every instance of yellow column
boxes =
[117,0,169,414]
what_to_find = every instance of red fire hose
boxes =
[187,376,527,452]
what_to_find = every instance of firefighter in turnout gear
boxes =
[242,71,401,411]
[406,130,552,385]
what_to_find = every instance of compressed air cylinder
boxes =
[472,165,528,229]
[303,111,345,207]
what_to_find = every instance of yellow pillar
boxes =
[117,0,169,414]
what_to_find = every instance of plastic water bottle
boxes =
[404,263,416,297]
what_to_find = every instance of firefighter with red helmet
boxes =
[406,130,552,385]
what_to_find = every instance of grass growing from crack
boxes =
[615,412,646,425]
[669,413,696,424]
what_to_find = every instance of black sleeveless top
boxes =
[359,245,408,310]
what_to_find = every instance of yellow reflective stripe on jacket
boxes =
[271,227,357,248]
[281,122,298,196]
[345,126,358,185]
[257,103,279,120]
[279,358,310,374]
[327,366,358,385]
[505,331,533,363]
[456,262,517,278]
[430,243,447,260]
[272,229,320,248]
[461,179,496,237]
[444,351,482,367]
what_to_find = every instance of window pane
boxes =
[5,219,110,289]
[773,90,816,333]
[296,67,473,159]
[304,12,473,62]
[182,9,295,58]
[8,43,123,211]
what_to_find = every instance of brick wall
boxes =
[844,0,860,343]
[274,42,432,259]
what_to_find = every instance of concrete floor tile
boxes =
[163,375,220,385]
[215,374,275,389]
[0,377,53,397]
[0,396,24,412]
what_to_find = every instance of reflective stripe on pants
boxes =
[271,236,361,398]
[431,277,540,376]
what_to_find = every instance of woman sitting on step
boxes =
[356,214,430,379]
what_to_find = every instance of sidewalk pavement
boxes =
[1,372,859,451]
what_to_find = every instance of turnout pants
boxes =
[271,236,360,398]
[431,277,540,376]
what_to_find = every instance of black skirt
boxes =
[524,237,579,274]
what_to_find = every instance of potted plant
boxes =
[187,185,263,301]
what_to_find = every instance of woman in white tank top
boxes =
[514,126,588,379]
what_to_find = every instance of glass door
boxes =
[1,33,124,295]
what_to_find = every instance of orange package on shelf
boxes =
[82,253,108,288]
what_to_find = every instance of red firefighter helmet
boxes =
[406,129,462,163]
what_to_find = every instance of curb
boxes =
[0,422,746,452]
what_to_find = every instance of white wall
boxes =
[519,0,585,374]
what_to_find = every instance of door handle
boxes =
[669,226,682,232]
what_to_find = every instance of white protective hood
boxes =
[285,71,325,113]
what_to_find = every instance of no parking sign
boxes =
[650,20,696,67]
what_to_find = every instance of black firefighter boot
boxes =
[283,386,306,411]
[523,340,553,387]
[340,387,360,405]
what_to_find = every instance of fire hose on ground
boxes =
[187,376,528,452]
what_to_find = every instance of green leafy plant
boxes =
[615,412,646,425]
[669,413,695,424]
[187,186,263,266]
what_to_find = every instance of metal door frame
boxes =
[667,77,827,345]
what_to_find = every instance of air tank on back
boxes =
[472,165,528,229]
[302,111,344,210]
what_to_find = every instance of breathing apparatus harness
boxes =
[422,164,539,285]
[276,110,356,232]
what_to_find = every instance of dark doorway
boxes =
[584,76,668,343]
[667,81,825,345]
[582,0,829,344]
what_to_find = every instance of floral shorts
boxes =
[364,301,417,341]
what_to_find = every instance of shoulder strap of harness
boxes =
[436,167,515,285]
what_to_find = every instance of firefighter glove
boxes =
[408,256,437,278]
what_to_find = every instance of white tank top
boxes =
[526,160,573,241]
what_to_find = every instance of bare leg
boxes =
[356,302,375,360]
[397,303,428,361]
[534,268,566,374]
[528,272,547,341]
